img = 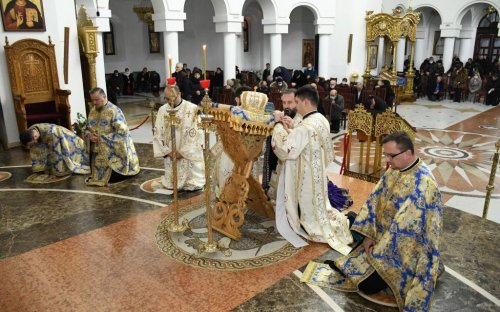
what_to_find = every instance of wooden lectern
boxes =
[208,91,275,240]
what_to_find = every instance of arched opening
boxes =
[474,9,500,64]
[285,6,316,72]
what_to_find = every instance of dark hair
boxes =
[295,85,319,106]
[89,87,107,97]
[382,131,414,154]
[20,128,35,146]
[281,88,297,97]
[235,86,252,99]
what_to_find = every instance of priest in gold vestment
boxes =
[302,132,443,312]
[85,88,140,186]
[274,85,353,255]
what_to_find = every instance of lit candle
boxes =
[168,54,172,78]
[202,44,207,80]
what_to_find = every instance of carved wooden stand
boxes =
[210,114,275,240]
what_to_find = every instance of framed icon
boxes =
[1,0,46,31]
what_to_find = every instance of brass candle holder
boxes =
[483,139,499,219]
[196,88,231,256]
[165,108,189,232]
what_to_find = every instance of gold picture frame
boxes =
[1,0,46,31]
[149,30,160,53]
[369,45,378,69]
[302,39,315,67]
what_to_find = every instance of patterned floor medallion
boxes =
[0,171,12,182]
[415,129,500,195]
[333,129,500,196]
[24,173,71,184]
[155,200,301,270]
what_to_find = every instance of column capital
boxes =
[439,23,461,38]
[213,15,244,33]
[153,11,186,32]
[459,26,473,39]
[262,18,289,34]
[315,18,335,34]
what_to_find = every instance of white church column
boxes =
[414,27,426,70]
[153,10,186,78]
[263,19,289,71]
[95,33,107,89]
[269,33,282,70]
[442,37,456,71]
[396,38,406,72]
[440,24,461,72]
[315,20,334,79]
[214,15,244,83]
[163,31,179,74]
[458,27,474,62]
[317,34,330,78]
[223,32,238,82]
[91,7,112,90]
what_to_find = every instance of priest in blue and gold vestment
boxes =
[302,131,442,312]
[85,88,140,186]
[20,123,90,176]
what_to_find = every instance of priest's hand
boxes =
[362,237,374,254]
[272,110,284,122]
[282,116,294,129]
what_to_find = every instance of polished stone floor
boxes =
[0,96,499,311]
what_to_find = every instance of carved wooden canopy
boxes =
[365,8,420,42]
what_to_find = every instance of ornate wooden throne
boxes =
[4,37,71,134]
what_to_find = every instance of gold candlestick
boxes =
[165,108,189,232]
[196,92,231,256]
[483,140,499,219]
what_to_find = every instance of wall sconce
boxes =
[133,0,154,28]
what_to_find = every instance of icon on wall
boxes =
[149,29,160,53]
[1,0,46,31]
[302,39,315,67]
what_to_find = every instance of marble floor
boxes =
[0,96,499,312]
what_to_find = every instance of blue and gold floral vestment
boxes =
[302,159,442,311]
[86,102,140,186]
[29,123,90,176]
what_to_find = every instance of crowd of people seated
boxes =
[414,56,499,105]
[106,67,162,102]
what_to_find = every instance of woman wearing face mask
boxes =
[270,77,288,91]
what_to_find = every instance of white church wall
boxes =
[105,0,166,81]
[332,0,383,82]
[180,0,224,76]
[282,7,315,72]
[241,3,265,72]
[0,0,86,147]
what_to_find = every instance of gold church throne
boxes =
[4,37,71,134]
[207,91,275,240]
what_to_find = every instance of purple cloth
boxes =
[327,180,353,211]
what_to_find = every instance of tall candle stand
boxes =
[196,85,231,256]
[165,108,189,232]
